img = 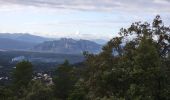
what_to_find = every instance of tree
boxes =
[83,15,170,100]
[23,80,53,100]
[120,15,170,100]
[0,86,14,100]
[53,60,77,100]
[12,61,33,97]
[84,37,130,99]
[127,36,167,100]
[68,79,87,100]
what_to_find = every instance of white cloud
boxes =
[0,0,169,40]
[0,0,170,12]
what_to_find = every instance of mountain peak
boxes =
[33,38,101,54]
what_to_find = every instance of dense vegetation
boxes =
[0,51,84,78]
[0,15,169,100]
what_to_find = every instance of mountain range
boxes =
[0,33,52,43]
[0,33,103,54]
[0,38,36,50]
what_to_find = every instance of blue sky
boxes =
[0,0,170,40]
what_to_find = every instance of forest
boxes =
[0,15,170,100]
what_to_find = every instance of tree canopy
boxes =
[83,15,170,100]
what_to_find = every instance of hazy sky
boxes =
[0,0,170,40]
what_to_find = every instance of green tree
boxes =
[23,80,53,100]
[0,86,14,100]
[127,37,167,100]
[84,38,130,99]
[12,61,33,98]
[68,79,87,100]
[83,15,170,100]
[53,60,77,100]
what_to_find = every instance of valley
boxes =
[0,50,84,83]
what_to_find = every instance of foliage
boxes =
[68,79,87,100]
[22,80,53,100]
[53,60,78,100]
[83,15,170,100]
[12,61,33,89]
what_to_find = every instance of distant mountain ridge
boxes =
[0,33,104,53]
[0,38,36,50]
[0,33,53,43]
[32,38,102,54]
[0,33,107,44]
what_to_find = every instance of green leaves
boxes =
[12,61,33,90]
[53,60,77,100]
[83,16,170,100]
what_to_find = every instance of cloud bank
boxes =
[0,0,169,40]
[0,0,170,12]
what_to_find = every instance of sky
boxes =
[0,0,170,40]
